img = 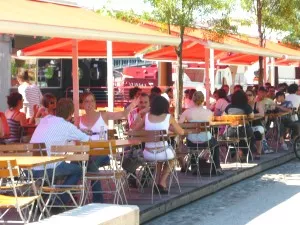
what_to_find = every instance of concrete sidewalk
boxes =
[124,150,295,224]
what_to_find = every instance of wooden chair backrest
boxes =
[107,129,118,140]
[80,140,117,156]
[51,145,90,161]
[179,122,210,133]
[0,160,19,178]
[0,143,46,156]
[127,130,168,142]
[0,143,34,151]
[212,115,247,126]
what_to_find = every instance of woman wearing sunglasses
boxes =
[35,93,57,121]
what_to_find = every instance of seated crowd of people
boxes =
[1,70,300,204]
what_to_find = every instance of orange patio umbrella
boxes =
[18,38,151,58]
[143,40,260,65]
[1,0,180,123]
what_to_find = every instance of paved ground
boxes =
[145,159,300,225]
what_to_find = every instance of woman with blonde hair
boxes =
[78,92,138,202]
[179,91,223,175]
[35,93,57,119]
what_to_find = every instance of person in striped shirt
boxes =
[17,70,42,118]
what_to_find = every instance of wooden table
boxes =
[0,156,65,169]
[249,115,264,121]
[115,139,142,147]
[266,111,290,118]
[0,156,65,218]
[209,121,231,126]
[265,111,290,152]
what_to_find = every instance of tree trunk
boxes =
[257,0,264,86]
[174,26,184,121]
[258,56,263,85]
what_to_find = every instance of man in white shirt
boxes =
[161,87,173,105]
[30,98,89,204]
[286,84,300,110]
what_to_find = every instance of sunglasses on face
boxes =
[246,94,253,97]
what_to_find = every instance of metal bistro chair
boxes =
[0,160,40,224]
[179,122,217,178]
[41,145,89,212]
[0,143,47,195]
[215,115,253,165]
[128,130,181,203]
[81,140,128,205]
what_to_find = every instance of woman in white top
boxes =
[78,92,138,202]
[179,91,222,174]
[214,88,230,116]
[133,96,184,193]
[17,71,30,116]
[17,71,42,118]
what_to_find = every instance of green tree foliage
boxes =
[145,0,233,118]
[96,1,234,117]
[241,0,300,84]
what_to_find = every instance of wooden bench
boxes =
[30,203,139,225]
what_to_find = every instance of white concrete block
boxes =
[30,203,139,225]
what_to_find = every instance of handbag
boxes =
[291,113,298,122]
[0,112,10,138]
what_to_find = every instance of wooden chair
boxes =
[179,122,217,178]
[0,160,40,224]
[79,140,127,204]
[213,115,253,164]
[127,130,181,203]
[107,129,118,140]
[41,145,89,212]
[0,143,47,156]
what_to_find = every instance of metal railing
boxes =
[113,58,153,70]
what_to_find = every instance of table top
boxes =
[87,139,142,147]
[266,111,290,118]
[248,115,264,121]
[115,139,142,147]
[0,156,65,168]
[209,121,231,126]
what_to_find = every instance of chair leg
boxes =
[195,154,202,181]
[167,160,181,194]
[151,164,161,204]
[119,179,128,205]
[224,146,229,164]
